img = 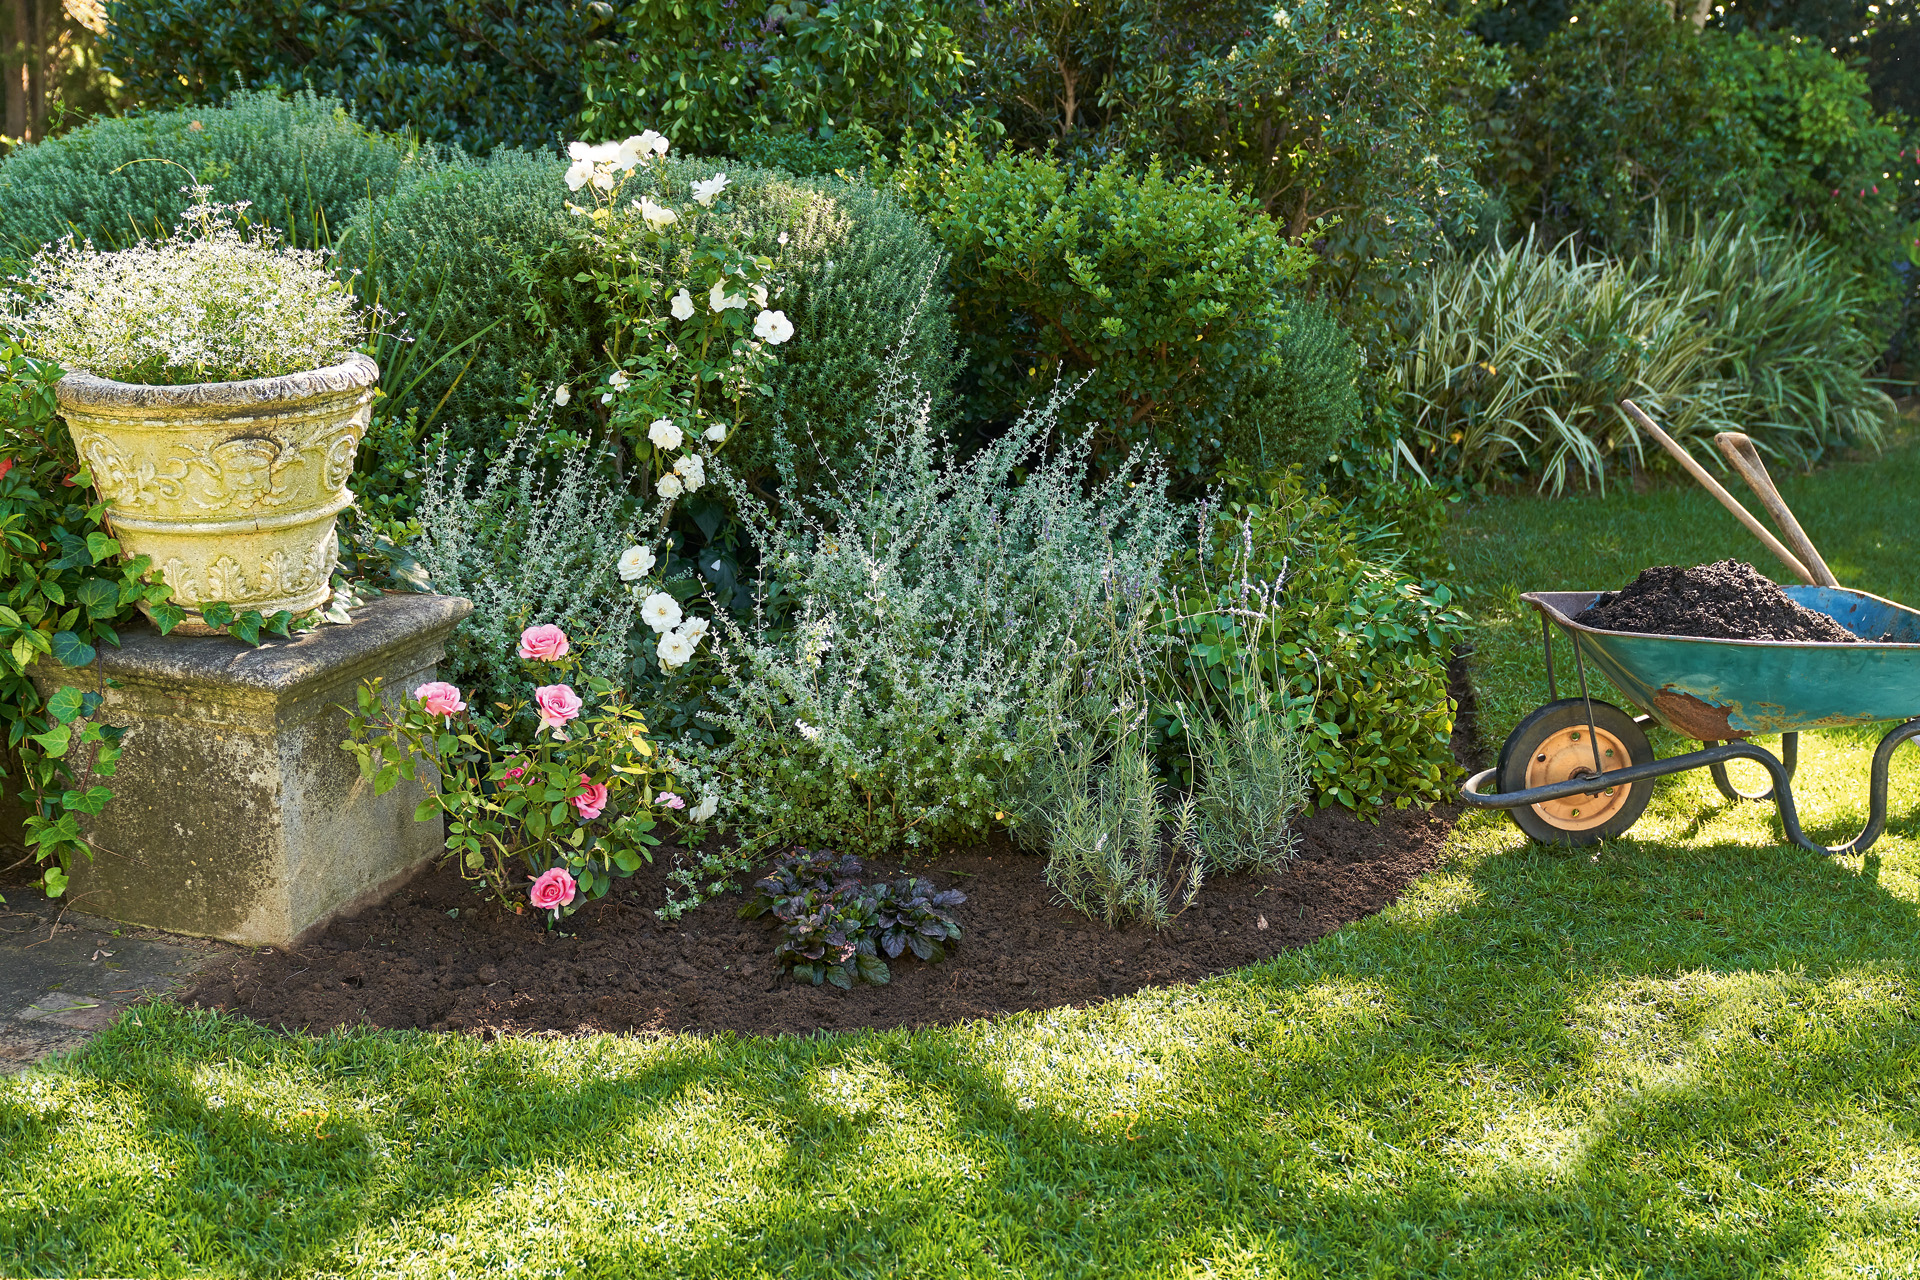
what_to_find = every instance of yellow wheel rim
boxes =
[1524,723,1633,832]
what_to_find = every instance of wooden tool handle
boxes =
[1616,400,1815,585]
[1713,432,1838,588]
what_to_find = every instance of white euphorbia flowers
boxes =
[690,172,729,207]
[617,545,656,582]
[641,592,682,632]
[648,417,683,450]
[670,288,695,321]
[753,309,795,344]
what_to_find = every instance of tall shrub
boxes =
[0,89,414,260]
[889,138,1322,483]
[100,0,598,155]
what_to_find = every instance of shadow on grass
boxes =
[1,809,1916,1278]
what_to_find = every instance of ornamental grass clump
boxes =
[8,188,373,386]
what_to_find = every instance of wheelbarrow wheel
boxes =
[1496,699,1654,847]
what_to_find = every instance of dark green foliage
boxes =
[1493,0,1906,293]
[727,125,884,178]
[1161,470,1468,811]
[0,90,413,260]
[1226,301,1363,477]
[739,848,965,988]
[579,0,970,155]
[99,0,601,156]
[890,138,1314,483]
[341,151,958,493]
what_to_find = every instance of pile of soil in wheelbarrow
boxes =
[181,804,1454,1038]
[1576,559,1857,642]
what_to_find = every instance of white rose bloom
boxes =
[674,453,705,490]
[591,168,615,191]
[753,309,795,344]
[641,130,670,156]
[690,172,730,207]
[563,158,594,191]
[641,591,683,633]
[657,630,695,669]
[656,472,685,498]
[751,282,768,309]
[553,384,571,406]
[617,545,656,582]
[616,131,669,168]
[567,140,594,160]
[637,196,677,229]
[708,280,747,312]
[677,616,710,645]
[777,231,789,246]
[647,417,683,450]
[670,288,695,321]
[690,793,718,823]
[704,424,727,443]
[609,369,630,390]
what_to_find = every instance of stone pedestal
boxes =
[35,593,472,947]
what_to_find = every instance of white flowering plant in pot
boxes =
[556,133,794,535]
[6,185,388,634]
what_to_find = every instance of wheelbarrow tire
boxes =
[1497,699,1654,847]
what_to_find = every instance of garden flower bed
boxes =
[183,805,1452,1037]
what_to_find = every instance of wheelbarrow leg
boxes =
[1705,732,1798,803]
[1768,719,1920,857]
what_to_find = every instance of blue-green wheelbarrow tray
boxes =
[1460,586,1920,856]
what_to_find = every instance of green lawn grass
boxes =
[4,437,1919,1278]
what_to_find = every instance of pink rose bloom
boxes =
[658,791,686,810]
[534,684,583,737]
[529,867,576,912]
[503,765,527,782]
[518,623,571,662]
[414,681,467,718]
[572,774,609,821]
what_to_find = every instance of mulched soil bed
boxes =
[1575,559,1857,643]
[185,804,1453,1037]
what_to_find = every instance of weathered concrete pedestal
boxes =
[35,593,472,948]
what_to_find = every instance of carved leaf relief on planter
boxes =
[55,353,378,629]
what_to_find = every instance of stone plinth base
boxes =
[36,593,472,947]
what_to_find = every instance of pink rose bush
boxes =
[518,624,571,662]
[529,867,576,913]
[345,622,679,925]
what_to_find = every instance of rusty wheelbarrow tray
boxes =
[1460,586,1920,856]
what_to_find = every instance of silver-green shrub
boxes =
[0,90,416,262]
[338,151,958,485]
[687,344,1184,859]
[412,402,641,713]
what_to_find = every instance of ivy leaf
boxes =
[30,724,71,757]
[50,631,96,668]
[229,612,262,646]
[200,602,235,629]
[45,685,84,725]
[85,531,119,564]
[264,610,293,637]
[149,602,185,635]
[75,578,118,618]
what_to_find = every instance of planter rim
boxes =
[54,351,379,411]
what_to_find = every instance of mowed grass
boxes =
[3,431,1920,1278]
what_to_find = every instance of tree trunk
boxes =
[5,0,28,143]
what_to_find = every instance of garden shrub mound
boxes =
[183,806,1452,1037]
[1576,560,1858,643]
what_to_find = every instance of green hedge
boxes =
[100,0,597,157]
[340,151,959,491]
[0,90,413,260]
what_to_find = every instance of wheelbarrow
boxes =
[1459,586,1920,856]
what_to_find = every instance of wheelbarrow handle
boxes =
[1617,400,1815,586]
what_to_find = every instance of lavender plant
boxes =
[412,402,643,713]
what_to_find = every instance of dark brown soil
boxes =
[1576,559,1857,642]
[184,803,1453,1037]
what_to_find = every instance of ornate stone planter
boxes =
[54,353,378,632]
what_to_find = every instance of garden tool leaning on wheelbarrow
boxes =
[1460,400,1920,855]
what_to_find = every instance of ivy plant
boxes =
[0,344,180,899]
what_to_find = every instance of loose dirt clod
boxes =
[1575,560,1857,642]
